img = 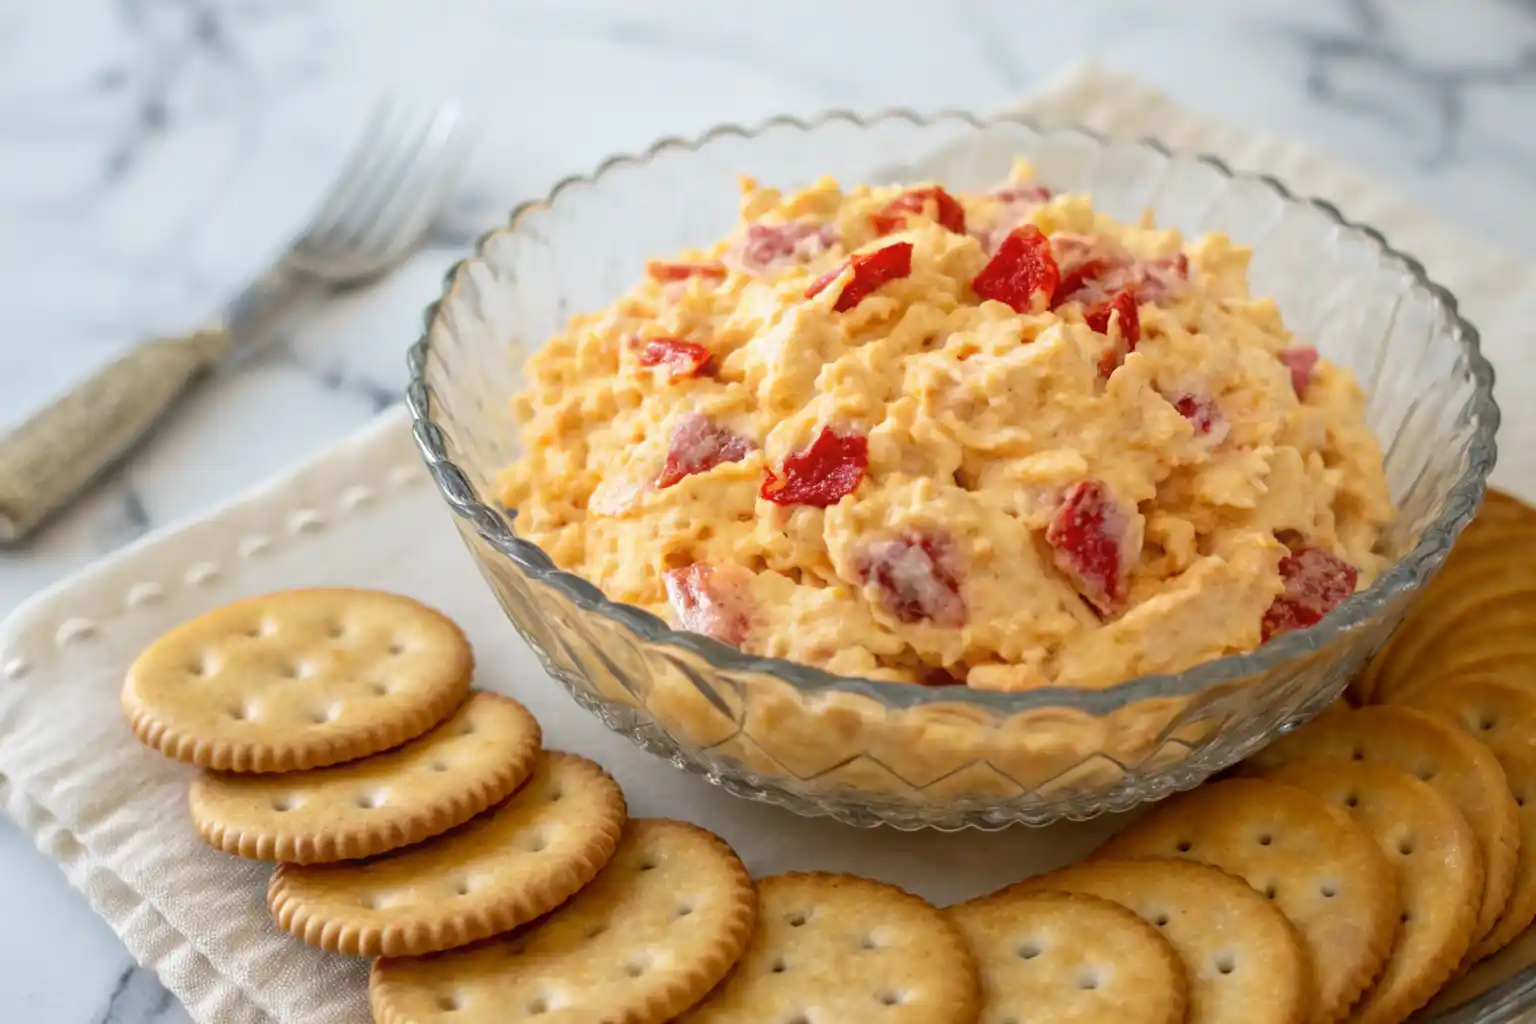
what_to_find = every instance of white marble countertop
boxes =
[2,0,1534,1020]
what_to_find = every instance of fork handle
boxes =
[0,328,233,543]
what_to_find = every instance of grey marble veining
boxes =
[1,1,1533,1020]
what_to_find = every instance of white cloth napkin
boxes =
[1,64,1531,1024]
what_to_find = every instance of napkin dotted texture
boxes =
[0,64,1530,1024]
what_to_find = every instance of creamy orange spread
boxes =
[500,162,1393,690]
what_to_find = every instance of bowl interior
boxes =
[431,115,1490,584]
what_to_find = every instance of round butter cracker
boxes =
[123,588,473,772]
[190,691,541,863]
[1245,704,1520,949]
[1259,758,1481,1024]
[269,750,625,957]
[371,819,755,1024]
[947,888,1186,1024]
[1009,857,1312,1024]
[679,872,979,1024]
[1397,677,1536,961]
[1095,777,1396,1024]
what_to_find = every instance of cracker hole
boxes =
[389,641,408,656]
[786,910,810,927]
[1017,940,1042,960]
[1402,910,1412,924]
[860,933,880,949]
[1256,833,1274,847]
[245,621,270,638]
[460,722,477,737]
[453,878,472,896]
[1344,793,1359,808]
[310,707,338,725]
[279,661,302,680]
[549,787,564,801]
[1263,883,1278,900]
[430,761,450,773]
[1399,837,1415,856]
[523,832,549,853]
[1519,795,1527,808]
[1152,913,1169,927]
[587,923,609,940]
[228,704,250,722]
[1479,714,1497,732]
[1215,954,1236,975]
[786,1015,811,1024]
[186,658,208,678]
[771,958,789,974]
[271,796,298,812]
[434,993,461,1012]
[877,990,904,1005]
[370,683,390,696]
[676,902,694,919]
[639,859,657,872]
[1414,763,1436,781]
[624,958,648,978]
[356,792,385,810]
[326,622,345,640]
[527,996,548,1016]
[1078,969,1100,990]
[1350,747,1365,761]
[1176,840,1192,853]
[1320,882,1338,899]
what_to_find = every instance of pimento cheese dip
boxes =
[500,164,1393,690]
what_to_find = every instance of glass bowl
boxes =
[406,111,1498,829]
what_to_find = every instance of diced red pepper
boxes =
[728,221,834,275]
[972,225,1060,314]
[1278,347,1320,398]
[1172,393,1221,434]
[804,242,914,313]
[1261,547,1358,641]
[1088,290,1141,377]
[656,413,754,489]
[1054,258,1112,307]
[638,338,713,381]
[1045,480,1136,614]
[760,427,868,507]
[663,563,755,648]
[646,260,727,282]
[921,667,968,687]
[992,183,1053,204]
[857,531,965,626]
[871,186,966,236]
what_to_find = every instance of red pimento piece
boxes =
[972,225,1060,313]
[663,563,755,648]
[871,186,966,236]
[992,183,1053,204]
[804,242,914,313]
[646,260,727,282]
[1054,258,1112,307]
[856,531,965,626]
[1278,346,1320,398]
[1173,393,1221,434]
[729,221,834,275]
[1045,479,1136,614]
[1088,290,1141,378]
[656,413,754,489]
[921,667,967,687]
[1261,547,1359,642]
[638,338,713,380]
[760,427,868,507]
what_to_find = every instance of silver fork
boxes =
[0,98,478,544]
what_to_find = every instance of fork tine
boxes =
[358,112,478,264]
[301,98,401,239]
[303,102,443,256]
[328,104,461,255]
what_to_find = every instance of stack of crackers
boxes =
[117,491,1536,1024]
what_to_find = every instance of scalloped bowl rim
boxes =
[407,107,1500,717]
